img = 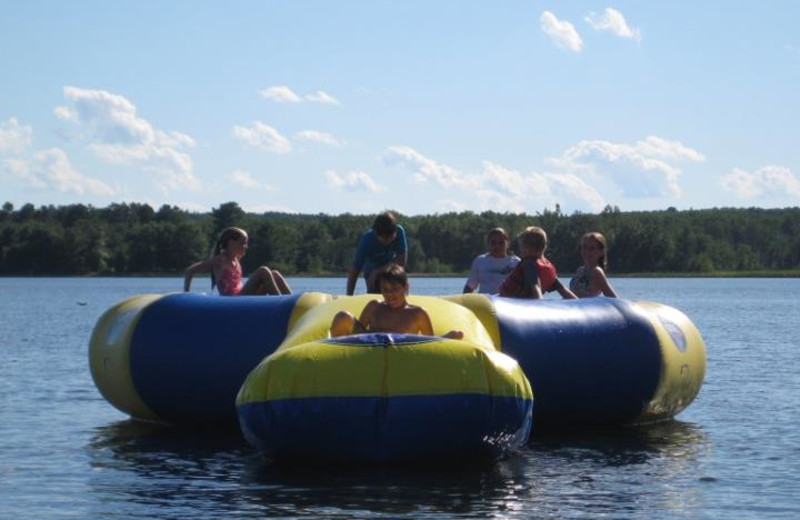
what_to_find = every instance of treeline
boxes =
[1,201,799,276]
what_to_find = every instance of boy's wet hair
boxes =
[517,226,548,253]
[373,211,398,237]
[377,263,407,286]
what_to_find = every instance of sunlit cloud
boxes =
[259,85,341,105]
[384,147,607,213]
[55,86,198,191]
[384,146,480,190]
[294,130,343,147]
[540,11,583,52]
[53,106,77,122]
[225,170,276,191]
[3,148,115,196]
[258,85,302,103]
[232,121,292,154]
[550,136,706,198]
[721,165,800,199]
[325,170,386,193]
[0,117,33,154]
[305,90,340,105]
[585,8,642,42]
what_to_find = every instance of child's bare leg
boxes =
[330,311,356,337]
[242,266,280,295]
[272,269,292,294]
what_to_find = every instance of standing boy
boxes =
[346,211,408,295]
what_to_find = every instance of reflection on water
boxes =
[87,418,710,519]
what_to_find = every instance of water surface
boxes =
[1,277,798,519]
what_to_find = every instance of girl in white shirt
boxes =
[463,227,521,294]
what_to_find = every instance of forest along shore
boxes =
[1,201,798,277]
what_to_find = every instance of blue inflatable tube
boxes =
[89,292,325,423]
[493,297,669,426]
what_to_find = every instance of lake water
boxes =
[1,277,798,519]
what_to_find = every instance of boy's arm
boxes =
[347,233,369,295]
[530,279,543,299]
[357,300,379,331]
[346,267,360,296]
[521,260,543,299]
[415,308,434,336]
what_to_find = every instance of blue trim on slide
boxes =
[238,393,533,463]
[129,293,301,423]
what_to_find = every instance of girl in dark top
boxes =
[569,232,618,298]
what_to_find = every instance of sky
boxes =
[1,1,799,216]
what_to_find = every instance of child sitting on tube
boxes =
[498,226,577,300]
[330,264,463,339]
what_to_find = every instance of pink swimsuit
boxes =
[217,264,243,296]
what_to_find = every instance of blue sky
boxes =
[1,1,799,215]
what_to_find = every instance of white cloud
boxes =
[326,170,386,193]
[585,8,642,42]
[53,106,77,122]
[305,90,340,105]
[294,130,342,147]
[0,118,33,154]
[233,121,292,154]
[540,11,583,52]
[57,86,198,191]
[481,161,607,213]
[721,165,800,199]
[384,146,481,190]
[384,147,607,212]
[259,85,302,103]
[63,86,153,144]
[436,199,471,213]
[225,170,276,191]
[259,85,341,105]
[552,136,706,198]
[4,148,115,196]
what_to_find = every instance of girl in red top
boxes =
[183,227,291,296]
[499,226,577,300]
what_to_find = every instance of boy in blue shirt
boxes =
[346,211,408,295]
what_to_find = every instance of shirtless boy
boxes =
[331,264,463,339]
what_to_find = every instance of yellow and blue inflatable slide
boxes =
[89,292,705,463]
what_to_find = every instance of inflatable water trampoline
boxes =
[89,292,706,463]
